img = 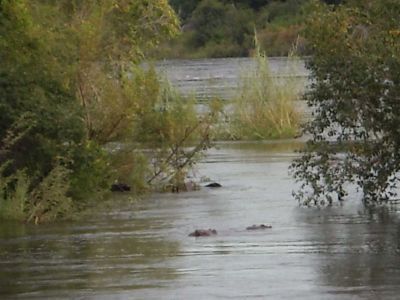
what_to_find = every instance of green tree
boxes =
[292,0,400,206]
[0,0,84,177]
[0,0,182,222]
[32,0,180,143]
[0,0,94,222]
[163,0,310,58]
[186,0,254,57]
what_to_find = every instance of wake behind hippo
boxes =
[189,229,217,237]
[246,224,272,230]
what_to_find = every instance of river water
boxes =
[1,141,400,299]
[155,57,308,100]
[1,59,400,299]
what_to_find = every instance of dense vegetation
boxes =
[154,0,343,58]
[0,0,219,223]
[4,0,394,224]
[292,0,400,206]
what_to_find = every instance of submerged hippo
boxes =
[189,229,217,237]
[246,224,272,230]
[111,183,131,192]
[205,182,222,188]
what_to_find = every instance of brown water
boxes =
[1,141,400,299]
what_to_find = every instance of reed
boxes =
[230,39,303,140]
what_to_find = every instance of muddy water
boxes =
[1,141,400,299]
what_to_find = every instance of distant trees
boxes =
[292,0,400,206]
[166,0,309,58]
[186,0,254,56]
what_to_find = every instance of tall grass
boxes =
[0,161,73,224]
[27,164,73,224]
[230,39,303,140]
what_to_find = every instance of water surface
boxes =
[156,57,308,100]
[1,141,400,299]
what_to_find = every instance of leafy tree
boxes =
[33,0,180,143]
[0,0,114,220]
[292,0,400,206]
[186,0,254,56]
[0,0,182,222]
[0,0,84,177]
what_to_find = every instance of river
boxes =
[1,59,400,299]
[1,141,400,299]
[155,57,308,100]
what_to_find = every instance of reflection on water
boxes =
[1,141,400,299]
[0,214,180,299]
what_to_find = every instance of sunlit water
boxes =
[1,141,400,299]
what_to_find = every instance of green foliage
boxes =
[0,161,74,224]
[132,69,199,146]
[110,150,150,193]
[68,141,111,202]
[0,166,29,221]
[186,0,254,57]
[161,0,310,59]
[34,0,180,143]
[229,42,303,140]
[0,0,87,187]
[0,0,183,223]
[27,164,73,224]
[291,0,400,206]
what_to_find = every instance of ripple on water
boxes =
[2,141,400,299]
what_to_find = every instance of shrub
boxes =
[0,166,29,221]
[229,41,303,140]
[291,0,400,206]
[27,164,73,224]
[131,68,220,191]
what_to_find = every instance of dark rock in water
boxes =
[111,183,131,192]
[205,182,222,188]
[246,224,272,230]
[189,229,217,237]
[294,132,303,139]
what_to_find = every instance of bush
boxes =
[291,0,400,206]
[27,164,73,224]
[0,161,74,224]
[130,67,220,191]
